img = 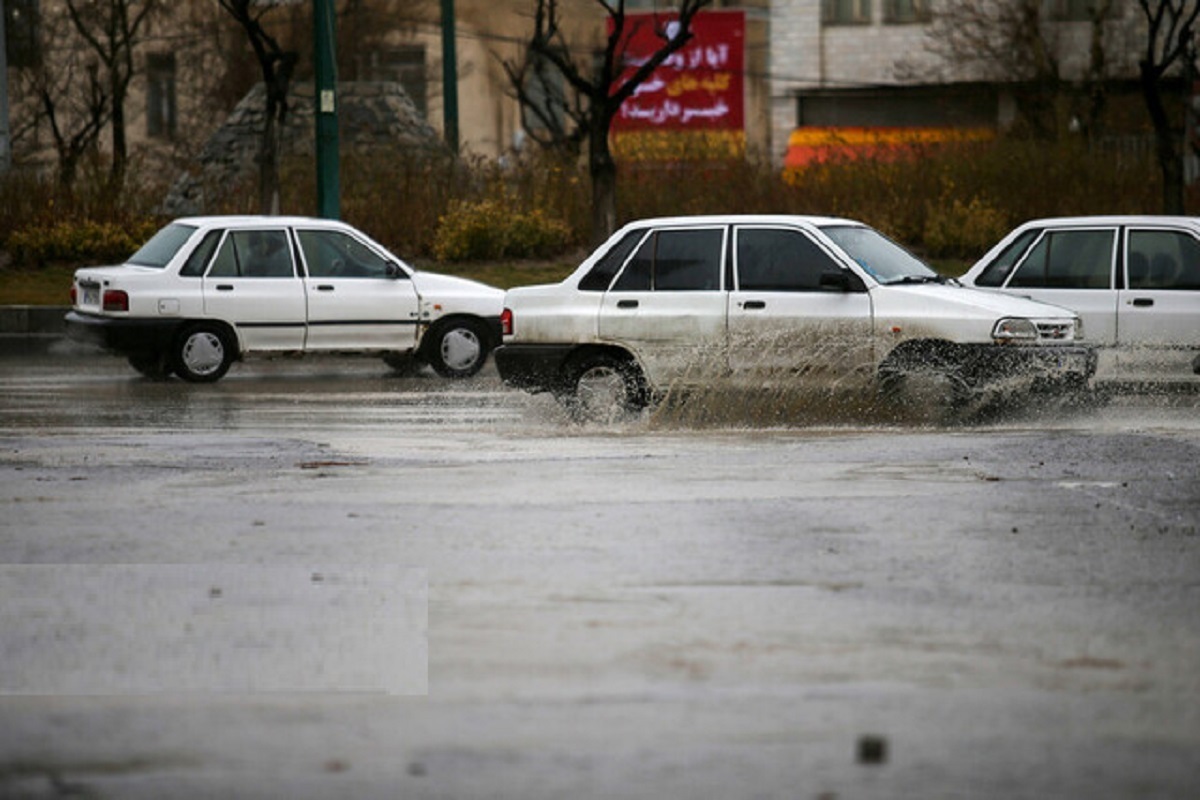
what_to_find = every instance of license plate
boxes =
[82,287,99,305]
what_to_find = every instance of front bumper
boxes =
[494,343,577,393]
[65,311,184,357]
[958,342,1098,385]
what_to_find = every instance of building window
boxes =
[5,0,41,68]
[884,0,929,24]
[357,46,427,117]
[823,0,871,25]
[1051,0,1097,21]
[522,52,566,136]
[146,53,176,139]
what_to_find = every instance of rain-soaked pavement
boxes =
[1,345,1198,799]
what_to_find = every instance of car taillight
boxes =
[103,290,129,312]
[70,284,77,305]
[500,308,513,336]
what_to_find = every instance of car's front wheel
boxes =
[172,324,234,383]
[426,318,491,378]
[564,352,649,422]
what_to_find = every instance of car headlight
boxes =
[992,317,1039,343]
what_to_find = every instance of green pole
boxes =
[441,0,459,153]
[314,0,340,218]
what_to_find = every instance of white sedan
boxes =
[960,216,1200,381]
[495,214,1095,415]
[66,216,504,382]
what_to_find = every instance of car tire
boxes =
[564,352,649,422]
[127,352,172,380]
[382,352,422,376]
[172,324,234,383]
[878,345,973,409]
[426,318,491,378]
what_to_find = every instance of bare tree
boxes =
[218,0,300,215]
[505,0,712,243]
[919,0,1062,138]
[64,0,161,190]
[8,3,110,189]
[1136,0,1200,214]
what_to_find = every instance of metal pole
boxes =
[1,0,12,174]
[314,0,340,218]
[440,0,458,153]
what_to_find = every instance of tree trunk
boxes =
[109,85,127,190]
[260,94,282,215]
[1140,60,1185,215]
[588,123,618,246]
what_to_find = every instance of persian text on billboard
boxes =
[612,10,745,133]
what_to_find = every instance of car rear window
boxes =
[127,223,198,268]
[974,228,1039,287]
[579,229,645,291]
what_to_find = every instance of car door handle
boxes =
[616,299,639,309]
[316,285,335,292]
[1131,297,1154,307]
[216,284,234,292]
[742,300,766,310]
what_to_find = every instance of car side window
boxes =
[207,230,294,278]
[1127,229,1200,290]
[179,230,223,278]
[974,229,1039,287]
[1009,229,1115,289]
[612,228,722,292]
[579,229,644,291]
[736,227,842,291]
[297,229,395,279]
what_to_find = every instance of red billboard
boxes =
[610,10,745,134]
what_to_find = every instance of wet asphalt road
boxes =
[1,346,1198,799]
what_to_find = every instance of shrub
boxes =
[433,199,572,261]
[923,193,1011,260]
[8,218,162,267]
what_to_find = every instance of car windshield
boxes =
[127,223,198,268]
[820,224,940,285]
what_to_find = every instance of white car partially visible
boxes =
[66,216,504,382]
[960,216,1200,381]
[495,214,1096,416]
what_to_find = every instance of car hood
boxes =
[875,282,1077,319]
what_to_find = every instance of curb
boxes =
[0,306,75,358]
[0,305,70,336]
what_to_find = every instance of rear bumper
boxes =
[494,343,576,393]
[65,311,183,356]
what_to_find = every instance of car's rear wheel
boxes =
[382,352,422,376]
[427,318,490,378]
[127,352,172,380]
[564,352,649,422]
[172,324,234,383]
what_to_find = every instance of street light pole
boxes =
[314,0,339,218]
[440,0,458,153]
[1,0,12,174]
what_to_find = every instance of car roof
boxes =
[1012,215,1200,228]
[172,215,356,230]
[621,214,863,229]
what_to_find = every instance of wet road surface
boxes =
[1,348,1199,799]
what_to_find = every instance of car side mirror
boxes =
[386,262,407,280]
[819,270,852,291]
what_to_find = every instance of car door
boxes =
[1119,227,1200,377]
[728,225,874,382]
[1002,227,1120,347]
[598,226,728,388]
[201,228,307,352]
[294,227,421,352]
